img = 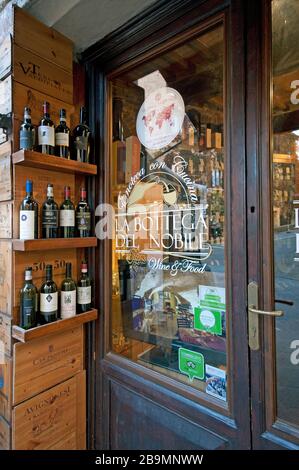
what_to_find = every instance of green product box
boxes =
[194,290,225,335]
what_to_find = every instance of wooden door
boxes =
[85,0,251,450]
[247,0,299,449]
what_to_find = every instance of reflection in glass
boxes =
[110,25,227,401]
[272,0,299,426]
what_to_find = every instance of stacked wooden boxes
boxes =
[0,6,97,450]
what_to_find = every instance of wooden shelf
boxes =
[13,237,97,251]
[12,149,97,175]
[273,153,296,164]
[12,308,98,343]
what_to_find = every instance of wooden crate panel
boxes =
[75,367,86,450]
[13,248,77,315]
[14,44,73,104]
[0,75,12,146]
[13,81,74,127]
[0,355,12,400]
[14,6,73,74]
[13,117,22,153]
[49,432,77,450]
[0,36,12,80]
[0,3,12,80]
[0,117,13,150]
[13,165,75,238]
[0,122,12,147]
[0,241,12,316]
[0,3,13,45]
[0,143,12,202]
[0,312,12,356]
[0,75,12,115]
[0,140,11,157]
[12,371,85,450]
[0,416,10,450]
[13,326,83,405]
[0,202,12,238]
[0,393,11,423]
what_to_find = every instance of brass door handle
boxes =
[248,305,284,317]
[248,281,285,350]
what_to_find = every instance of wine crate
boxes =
[0,2,13,81]
[0,355,12,400]
[0,75,12,146]
[12,371,85,450]
[0,415,11,450]
[0,312,12,356]
[13,117,22,153]
[13,326,83,405]
[49,432,77,450]
[0,124,12,148]
[0,142,12,202]
[13,164,76,239]
[0,202,13,238]
[0,36,12,81]
[13,248,77,320]
[0,241,12,316]
[0,75,12,114]
[13,81,74,128]
[0,1,13,44]
[0,119,13,148]
[0,3,92,451]
[0,5,73,81]
[14,44,73,105]
[13,7,73,74]
[0,393,11,423]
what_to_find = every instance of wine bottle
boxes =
[38,101,55,155]
[61,262,76,319]
[19,179,38,240]
[42,183,59,239]
[19,107,35,150]
[77,261,92,313]
[76,188,91,237]
[55,108,70,158]
[20,267,38,330]
[72,106,90,162]
[60,186,75,238]
[39,265,58,324]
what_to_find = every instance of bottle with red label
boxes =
[76,188,91,237]
[77,261,92,313]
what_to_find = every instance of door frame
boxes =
[246,0,299,449]
[83,0,251,450]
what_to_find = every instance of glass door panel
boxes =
[109,23,228,402]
